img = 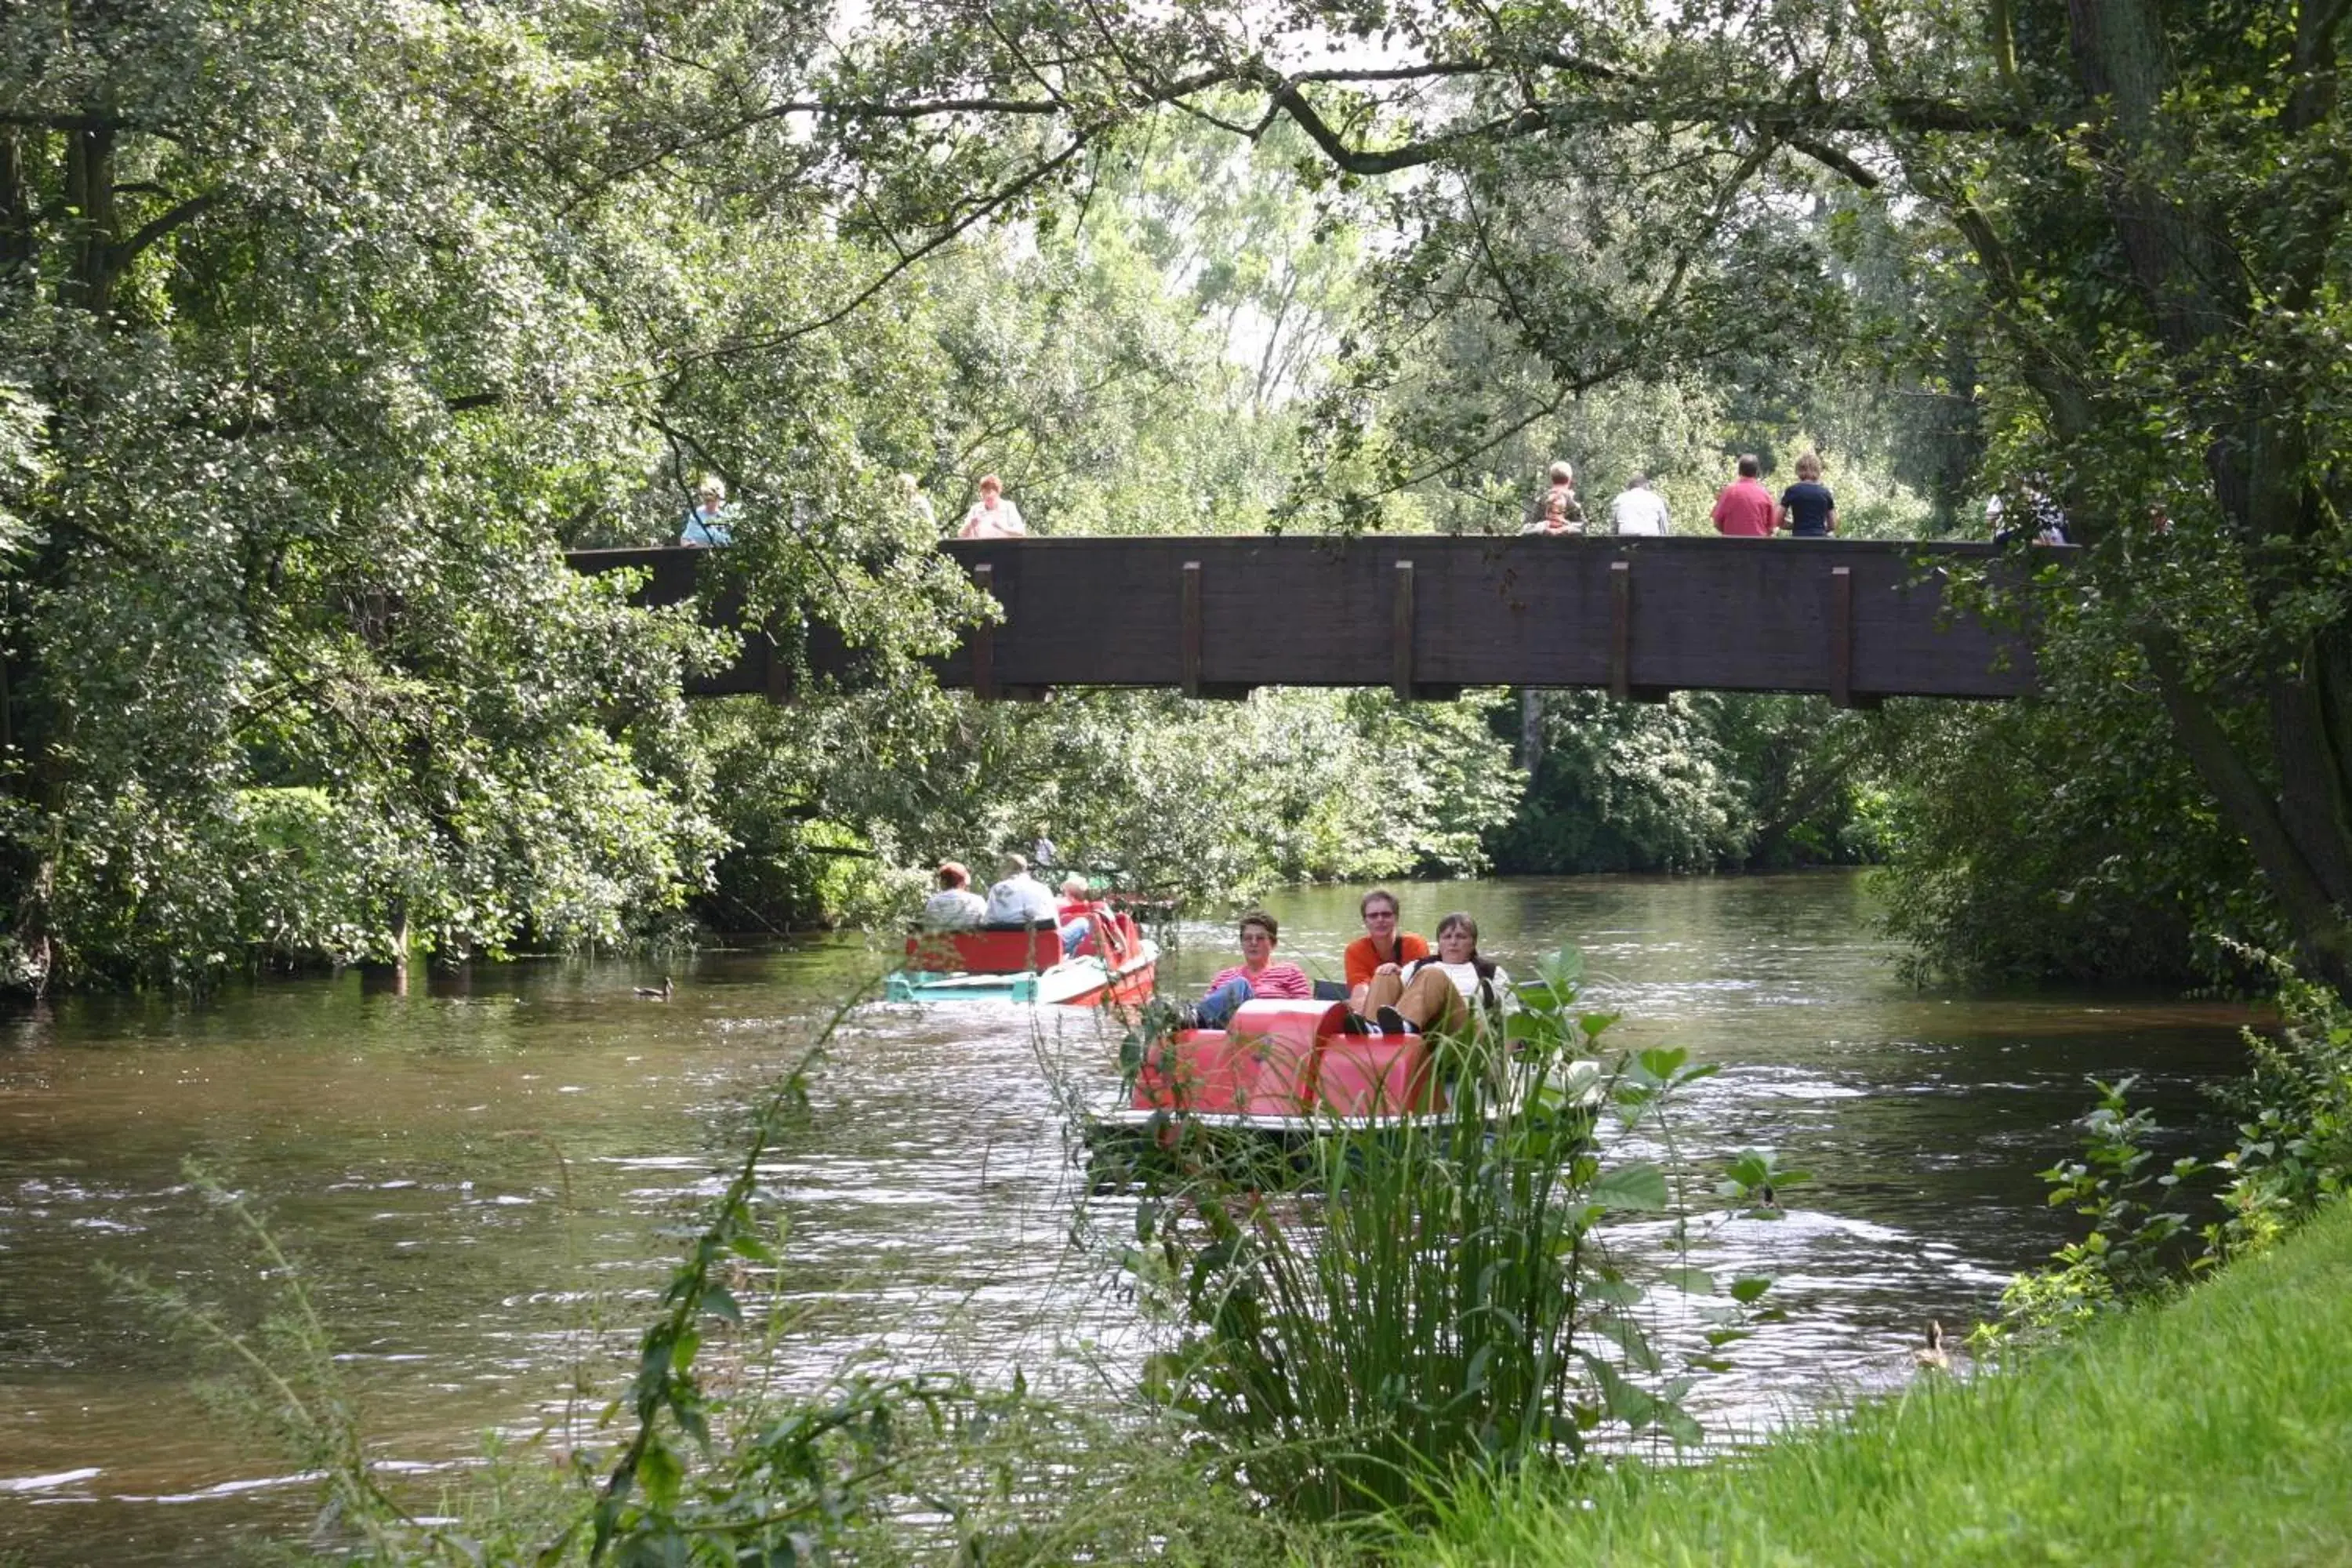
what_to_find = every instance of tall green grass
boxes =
[1414,1198,2352,1567]
[1133,951,1784,1525]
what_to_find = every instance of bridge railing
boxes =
[564,535,2040,704]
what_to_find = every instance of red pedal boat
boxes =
[883,905,1158,1006]
[1107,999,1446,1134]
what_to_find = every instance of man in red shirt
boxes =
[1343,889,1429,1010]
[1711,455,1777,537]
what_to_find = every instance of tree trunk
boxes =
[61,125,117,314]
[0,129,33,280]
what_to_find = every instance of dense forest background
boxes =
[5,0,2337,993]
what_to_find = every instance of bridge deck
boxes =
[566,536,2038,703]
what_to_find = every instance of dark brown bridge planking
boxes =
[564,536,2041,704]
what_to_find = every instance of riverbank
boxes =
[1417,1198,2352,1566]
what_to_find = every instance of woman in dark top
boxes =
[1778,451,1838,537]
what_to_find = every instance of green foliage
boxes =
[699,685,1521,928]
[1983,957,2352,1348]
[1871,673,2278,985]
[1494,692,1881,874]
[1119,951,1788,1523]
[1413,1202,2352,1568]
[1979,1076,2203,1345]
[2201,959,2352,1265]
[0,381,42,557]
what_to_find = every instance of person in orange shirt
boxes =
[1343,889,1431,1011]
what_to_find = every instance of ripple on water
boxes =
[0,873,2256,1567]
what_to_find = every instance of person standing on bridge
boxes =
[1609,473,1671,535]
[1523,489,1583,535]
[1524,460,1582,530]
[680,476,731,546]
[1711,456,1777,537]
[957,474,1027,539]
[900,473,937,532]
[1777,452,1838,538]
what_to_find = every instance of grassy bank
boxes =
[1416,1200,2352,1567]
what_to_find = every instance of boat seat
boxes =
[904,924,1062,972]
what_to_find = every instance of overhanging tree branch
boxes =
[111,190,223,267]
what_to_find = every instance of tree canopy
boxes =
[717,0,2352,987]
[9,0,2349,991]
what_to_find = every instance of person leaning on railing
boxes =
[680,475,732,546]
[1522,488,1585,535]
[956,474,1027,539]
[1523,459,1584,534]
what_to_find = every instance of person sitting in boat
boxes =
[1356,911,1512,1036]
[1181,909,1313,1030]
[921,862,987,929]
[1344,888,1430,1012]
[1057,876,1099,953]
[983,853,1091,955]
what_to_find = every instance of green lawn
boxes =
[1416,1202,2352,1567]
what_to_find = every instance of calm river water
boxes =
[0,872,2252,1563]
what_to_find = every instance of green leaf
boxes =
[725,1231,779,1266]
[1592,1311,1662,1373]
[1587,1163,1671,1210]
[1636,1047,1689,1083]
[1659,1406,1704,1447]
[637,1436,683,1511]
[1661,1265,1716,1296]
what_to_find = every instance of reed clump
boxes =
[1123,949,1791,1525]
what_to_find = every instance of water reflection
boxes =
[0,872,2250,1562]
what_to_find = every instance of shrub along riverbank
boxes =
[1414,1196,2352,1567]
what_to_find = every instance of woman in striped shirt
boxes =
[1184,909,1312,1030]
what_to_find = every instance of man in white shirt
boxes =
[984,852,1098,955]
[1610,473,1671,536]
[982,852,1058,925]
[921,862,987,928]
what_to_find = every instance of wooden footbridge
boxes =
[564,536,2040,704]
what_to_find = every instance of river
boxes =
[0,871,2252,1563]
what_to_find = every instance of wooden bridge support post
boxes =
[1392,560,1415,701]
[1829,565,1852,709]
[971,562,996,701]
[1181,560,1203,698]
[1607,554,1669,703]
[1609,558,1632,701]
[1826,565,1881,710]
